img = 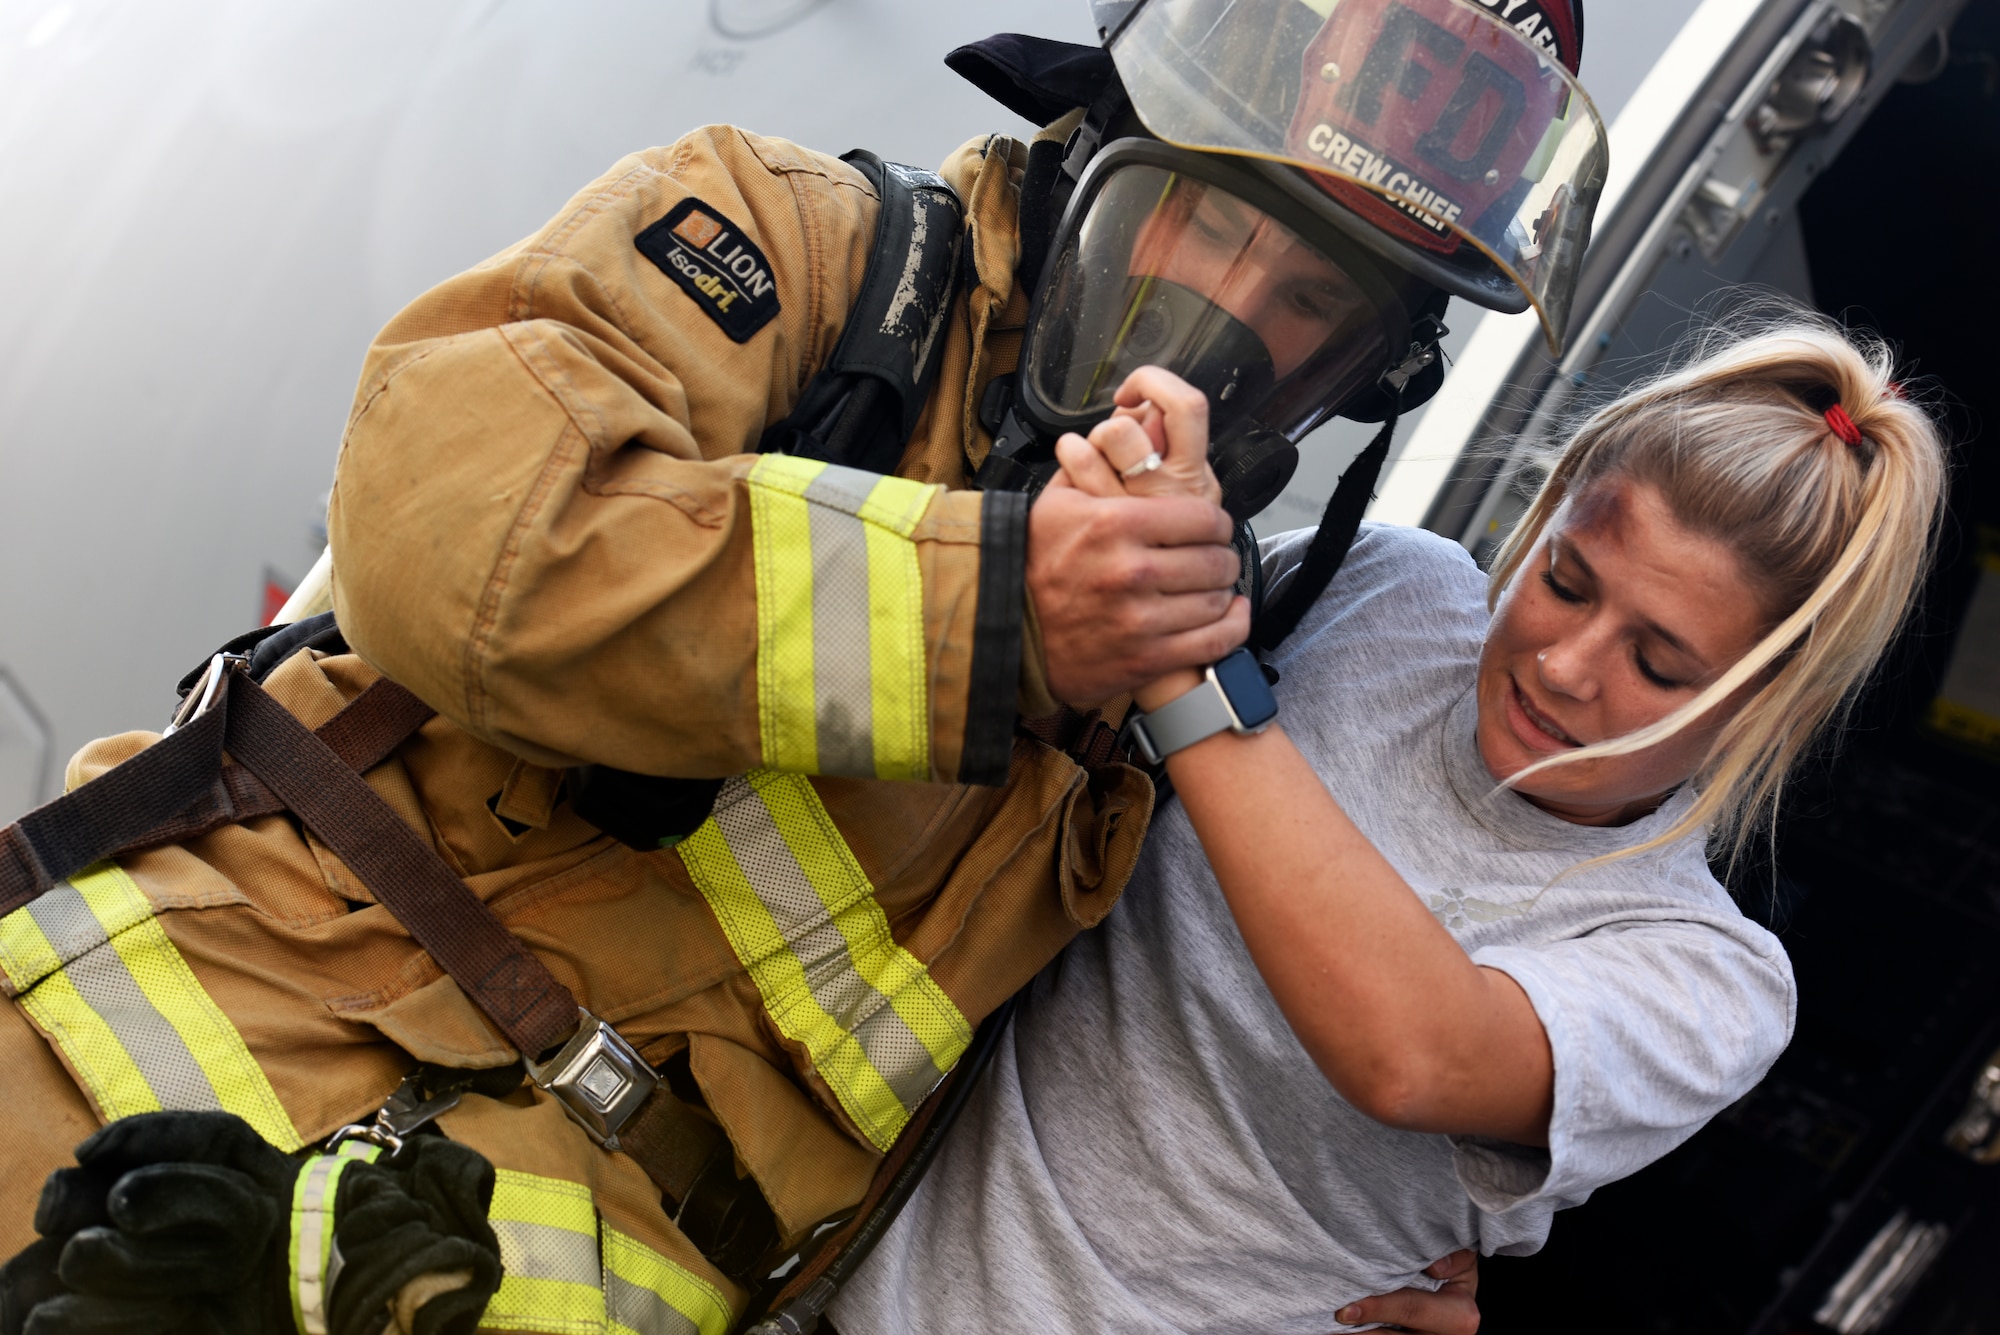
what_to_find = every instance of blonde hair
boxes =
[1488,310,1947,871]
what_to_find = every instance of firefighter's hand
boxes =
[0,1112,501,1335]
[1027,481,1247,707]
[1055,366,1222,506]
[328,1136,501,1335]
[0,1111,298,1335]
[1334,1250,1481,1334]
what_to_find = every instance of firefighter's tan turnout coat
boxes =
[0,126,1154,1334]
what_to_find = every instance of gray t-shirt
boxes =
[831,523,1796,1335]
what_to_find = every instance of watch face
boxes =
[1211,648,1279,730]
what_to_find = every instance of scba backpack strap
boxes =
[758,149,967,474]
[0,644,784,1282]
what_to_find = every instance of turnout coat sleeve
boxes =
[329,126,1014,786]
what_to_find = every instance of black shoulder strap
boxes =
[1247,409,1399,654]
[1248,303,1453,653]
[759,150,966,475]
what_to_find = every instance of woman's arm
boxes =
[1142,668,1554,1143]
[1058,366,1553,1143]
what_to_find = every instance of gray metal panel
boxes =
[1425,0,1968,567]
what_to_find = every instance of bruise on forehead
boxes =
[1564,475,1785,645]
[1564,475,1629,536]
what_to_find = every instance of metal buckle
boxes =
[1945,1046,2000,1164]
[163,652,247,737]
[523,1009,660,1153]
[327,1117,406,1156]
[327,1066,477,1156]
[1118,714,1163,767]
[1377,316,1451,394]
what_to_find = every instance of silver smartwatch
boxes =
[1125,647,1280,764]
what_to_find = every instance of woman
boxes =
[829,316,1947,1334]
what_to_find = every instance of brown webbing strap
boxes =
[0,662,754,1245]
[620,1089,730,1206]
[0,679,435,919]
[108,679,440,859]
[220,677,774,1266]
[1018,703,1130,770]
[0,701,228,917]
[313,679,441,773]
[221,673,579,1059]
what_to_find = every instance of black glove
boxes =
[327,1136,500,1335]
[1,1112,501,1335]
[0,1111,296,1335]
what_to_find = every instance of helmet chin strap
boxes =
[1247,314,1449,654]
[1247,397,1404,654]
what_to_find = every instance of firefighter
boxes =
[0,1,1603,1331]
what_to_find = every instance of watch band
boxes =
[1126,676,1238,764]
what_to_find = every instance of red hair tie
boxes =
[1824,404,1863,447]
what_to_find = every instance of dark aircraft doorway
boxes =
[1479,6,2000,1332]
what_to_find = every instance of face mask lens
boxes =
[1023,163,1396,456]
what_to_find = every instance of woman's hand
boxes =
[1336,1251,1481,1334]
[1051,366,1222,505]
[1045,367,1235,710]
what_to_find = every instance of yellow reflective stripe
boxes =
[0,863,300,1150]
[7,909,160,1122]
[476,1172,732,1335]
[491,1167,598,1233]
[75,866,300,1149]
[851,472,936,538]
[0,863,149,993]
[603,1229,731,1335]
[752,775,966,1068]
[857,471,935,781]
[484,1275,606,1334]
[749,455,824,775]
[0,898,64,994]
[746,456,938,781]
[680,813,892,1140]
[289,1145,378,1335]
[482,1169,605,1334]
[679,772,968,1151]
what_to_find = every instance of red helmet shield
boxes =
[1109,0,1604,348]
[1289,0,1575,255]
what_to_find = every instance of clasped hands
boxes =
[1024,366,1250,708]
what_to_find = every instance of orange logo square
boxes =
[672,210,724,248]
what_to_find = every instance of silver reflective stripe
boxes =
[710,778,947,1113]
[26,884,222,1113]
[606,1270,703,1335]
[492,1216,602,1284]
[745,454,934,782]
[804,473,875,777]
[293,1156,340,1335]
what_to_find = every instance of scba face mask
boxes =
[1000,137,1429,521]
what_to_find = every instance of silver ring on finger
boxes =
[1120,450,1163,480]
